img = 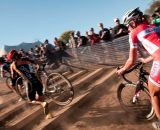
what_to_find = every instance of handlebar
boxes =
[118,62,149,83]
[123,62,143,75]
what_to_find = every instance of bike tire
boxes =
[6,77,14,92]
[15,77,28,100]
[45,72,74,106]
[117,83,155,120]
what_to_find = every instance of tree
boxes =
[59,30,74,44]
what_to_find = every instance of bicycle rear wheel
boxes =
[117,83,155,120]
[15,77,28,100]
[45,72,74,106]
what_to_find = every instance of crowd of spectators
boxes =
[68,19,129,49]
[68,7,160,49]
[1,7,160,61]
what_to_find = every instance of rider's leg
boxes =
[11,78,20,94]
[148,80,160,129]
[33,80,53,119]
[148,80,160,119]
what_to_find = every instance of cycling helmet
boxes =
[7,49,18,61]
[123,7,143,26]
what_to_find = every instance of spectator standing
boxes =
[85,31,91,43]
[18,48,26,57]
[28,48,35,59]
[54,37,66,50]
[68,31,78,58]
[76,31,88,47]
[113,18,128,38]
[69,32,77,48]
[44,39,55,54]
[109,27,114,39]
[98,23,111,42]
[88,28,100,45]
[153,7,160,27]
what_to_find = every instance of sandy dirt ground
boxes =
[51,78,155,130]
[0,75,156,130]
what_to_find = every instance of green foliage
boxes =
[59,30,74,44]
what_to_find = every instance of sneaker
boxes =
[152,121,160,130]
[41,102,49,115]
[45,113,53,119]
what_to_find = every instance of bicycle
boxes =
[0,67,13,92]
[15,63,74,106]
[117,62,155,120]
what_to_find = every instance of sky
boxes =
[0,0,153,47]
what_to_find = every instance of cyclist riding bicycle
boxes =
[116,7,160,130]
[7,49,52,119]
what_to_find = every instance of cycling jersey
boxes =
[15,58,36,81]
[129,24,160,58]
[129,23,160,87]
[149,61,160,87]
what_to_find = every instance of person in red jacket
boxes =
[116,7,160,130]
[88,28,101,45]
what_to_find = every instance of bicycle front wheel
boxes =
[45,72,74,106]
[117,83,155,120]
[15,77,28,100]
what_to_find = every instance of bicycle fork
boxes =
[132,81,143,104]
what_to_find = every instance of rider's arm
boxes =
[10,63,14,78]
[117,32,138,75]
[123,48,137,70]
[11,62,28,80]
[23,57,40,71]
[139,56,153,63]
[117,48,137,75]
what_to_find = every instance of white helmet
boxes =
[122,7,143,26]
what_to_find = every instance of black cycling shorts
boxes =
[27,79,43,101]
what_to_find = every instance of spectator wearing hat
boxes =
[88,28,100,45]
[113,18,128,38]
[98,23,111,42]
[153,7,160,27]
[76,31,88,47]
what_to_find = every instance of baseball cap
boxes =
[114,18,119,22]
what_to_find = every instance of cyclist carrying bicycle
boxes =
[7,49,53,119]
[116,7,160,130]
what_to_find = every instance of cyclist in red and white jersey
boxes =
[116,7,160,130]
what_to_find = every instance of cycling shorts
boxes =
[149,60,160,87]
[26,79,43,101]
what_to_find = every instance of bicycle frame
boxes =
[122,62,150,103]
[122,62,149,85]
